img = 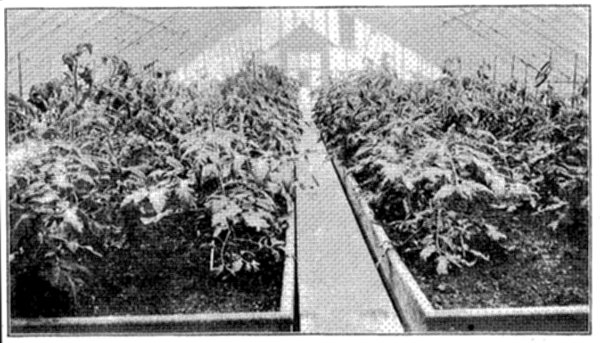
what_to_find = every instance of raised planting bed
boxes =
[314,65,589,332]
[10,216,296,334]
[333,159,588,332]
[8,45,302,334]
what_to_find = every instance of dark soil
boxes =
[383,205,589,310]
[12,219,284,318]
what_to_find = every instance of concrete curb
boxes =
[332,158,589,333]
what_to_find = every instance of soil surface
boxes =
[382,205,588,310]
[12,220,285,318]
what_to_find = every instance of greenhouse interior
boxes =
[5,7,590,334]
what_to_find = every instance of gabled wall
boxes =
[329,12,442,81]
[177,9,441,86]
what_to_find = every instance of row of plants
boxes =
[8,44,303,317]
[313,62,588,308]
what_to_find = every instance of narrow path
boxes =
[295,88,403,333]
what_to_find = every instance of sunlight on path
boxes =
[295,87,403,333]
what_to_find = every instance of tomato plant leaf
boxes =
[485,223,506,241]
[62,207,84,233]
[148,187,170,213]
[175,178,196,206]
[420,245,437,261]
[436,255,450,275]
[242,211,270,231]
[140,209,174,225]
[120,188,149,208]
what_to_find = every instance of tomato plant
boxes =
[314,64,589,275]
[8,44,302,317]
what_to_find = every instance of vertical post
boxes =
[252,51,256,77]
[572,53,579,107]
[544,49,552,104]
[523,63,528,102]
[493,55,497,81]
[18,52,23,98]
[511,54,515,79]
[458,56,462,76]
[547,49,553,91]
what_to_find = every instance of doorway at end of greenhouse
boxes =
[287,51,322,90]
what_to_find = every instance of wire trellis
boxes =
[6,7,589,95]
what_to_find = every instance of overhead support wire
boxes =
[495,15,579,81]
[118,13,177,53]
[11,10,81,59]
[471,9,587,82]
[446,9,573,81]
[524,7,588,42]
[506,8,583,56]
[12,11,62,51]
[8,10,119,84]
[114,11,215,69]
[120,10,187,37]
[441,8,482,26]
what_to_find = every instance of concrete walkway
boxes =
[295,89,403,333]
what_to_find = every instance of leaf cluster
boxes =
[8,45,302,316]
[314,65,589,275]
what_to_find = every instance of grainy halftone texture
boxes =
[7,7,588,94]
[295,89,403,333]
[5,7,590,334]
